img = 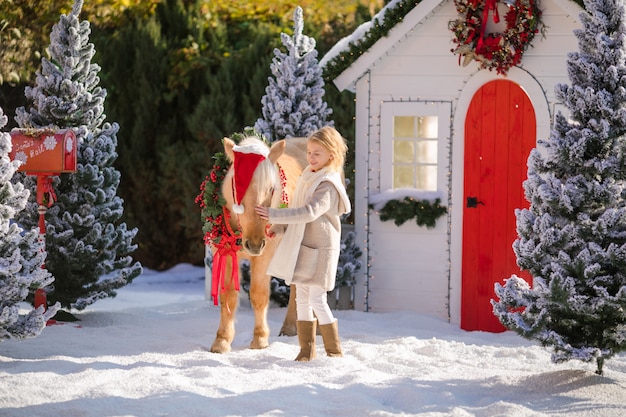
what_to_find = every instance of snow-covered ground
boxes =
[1,264,625,417]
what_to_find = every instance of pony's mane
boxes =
[236,137,280,205]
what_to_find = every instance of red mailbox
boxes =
[9,128,77,173]
[9,128,77,318]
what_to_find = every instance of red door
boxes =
[461,79,535,332]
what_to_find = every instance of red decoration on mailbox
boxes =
[9,128,77,173]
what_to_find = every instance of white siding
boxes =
[366,220,449,317]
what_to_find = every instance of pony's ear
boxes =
[223,137,235,162]
[268,140,286,164]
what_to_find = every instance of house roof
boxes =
[321,0,585,92]
[320,0,439,92]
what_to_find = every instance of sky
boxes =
[1,263,626,417]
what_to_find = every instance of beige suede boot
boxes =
[294,320,317,361]
[319,320,343,357]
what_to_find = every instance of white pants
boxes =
[295,285,335,325]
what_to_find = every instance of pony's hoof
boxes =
[210,339,231,353]
[278,325,297,337]
[249,338,269,349]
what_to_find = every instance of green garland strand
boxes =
[323,0,421,82]
[370,197,447,229]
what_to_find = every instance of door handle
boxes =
[466,197,484,208]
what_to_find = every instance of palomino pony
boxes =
[210,135,308,353]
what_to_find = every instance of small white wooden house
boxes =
[321,0,583,331]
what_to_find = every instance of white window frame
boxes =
[380,101,451,193]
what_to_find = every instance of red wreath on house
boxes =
[449,0,544,75]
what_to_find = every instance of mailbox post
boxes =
[9,128,77,311]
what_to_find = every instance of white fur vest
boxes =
[266,166,351,290]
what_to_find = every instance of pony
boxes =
[210,135,308,353]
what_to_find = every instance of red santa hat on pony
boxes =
[231,142,269,214]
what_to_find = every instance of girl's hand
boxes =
[255,205,269,220]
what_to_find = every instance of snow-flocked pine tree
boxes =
[0,106,59,340]
[336,231,362,288]
[254,6,333,141]
[14,0,142,312]
[492,0,626,375]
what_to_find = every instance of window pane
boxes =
[393,140,414,163]
[416,165,438,191]
[416,140,438,164]
[393,165,414,188]
[394,116,415,137]
[417,116,438,138]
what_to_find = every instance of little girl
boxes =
[255,126,351,361]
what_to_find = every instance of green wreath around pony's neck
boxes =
[195,128,270,246]
[195,151,233,246]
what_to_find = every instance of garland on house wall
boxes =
[370,197,447,229]
[448,0,545,75]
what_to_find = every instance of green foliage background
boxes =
[0,0,377,269]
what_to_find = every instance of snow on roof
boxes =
[319,0,409,69]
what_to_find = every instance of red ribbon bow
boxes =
[210,207,241,306]
[36,175,57,208]
[477,0,500,53]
